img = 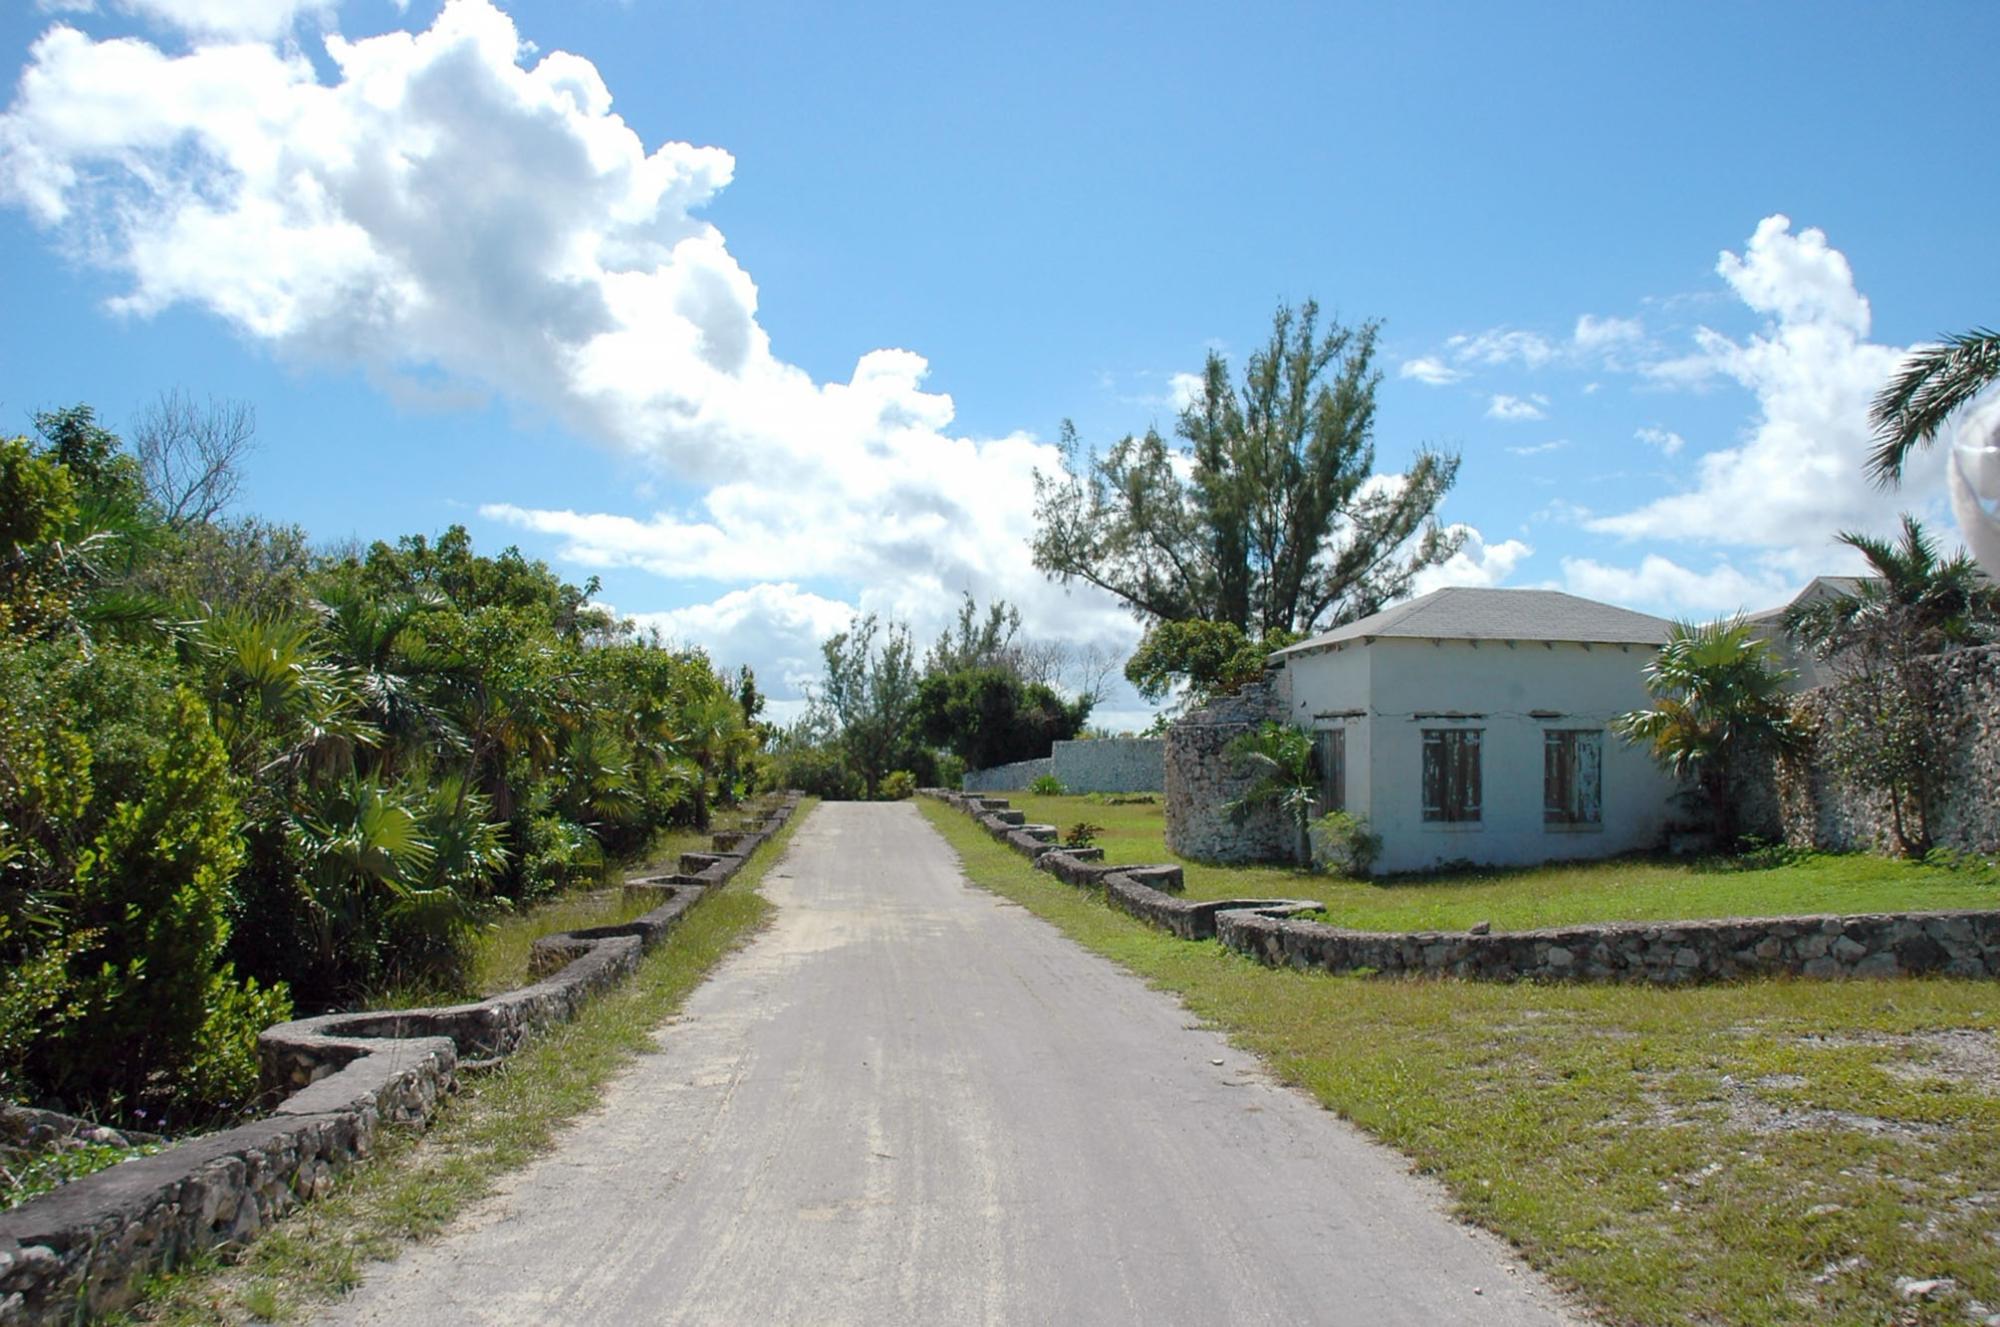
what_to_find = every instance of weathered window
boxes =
[1312,728,1345,816]
[1544,729,1603,826]
[1421,728,1481,823]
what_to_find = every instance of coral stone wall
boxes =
[1777,644,2000,856]
[1217,907,2000,984]
[1163,676,1290,863]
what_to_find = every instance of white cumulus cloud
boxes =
[0,0,1515,709]
[1413,528,1533,595]
[1486,393,1548,422]
[1398,355,1463,386]
[1589,215,1936,548]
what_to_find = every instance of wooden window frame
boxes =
[1543,728,1604,828]
[1421,727,1482,824]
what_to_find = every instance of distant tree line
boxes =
[765,595,1103,799]
[0,400,762,1127]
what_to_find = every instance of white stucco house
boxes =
[1267,587,1683,875]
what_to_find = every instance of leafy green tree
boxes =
[817,614,923,798]
[1032,300,1462,642]
[0,435,81,637]
[913,666,1091,769]
[1124,619,1300,709]
[1785,515,1999,856]
[1869,328,2000,482]
[1613,618,1799,848]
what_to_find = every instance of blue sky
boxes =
[2,0,1995,727]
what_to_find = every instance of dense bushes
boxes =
[0,408,763,1124]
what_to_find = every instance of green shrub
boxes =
[935,753,966,790]
[1028,773,1066,796]
[1064,822,1104,850]
[879,770,918,801]
[41,687,289,1119]
[1309,810,1382,878]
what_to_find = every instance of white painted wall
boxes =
[1278,638,1681,875]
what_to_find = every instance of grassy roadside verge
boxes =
[1005,791,1998,928]
[921,799,2000,1327]
[114,798,816,1326]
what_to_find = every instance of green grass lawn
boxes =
[923,798,2000,1327]
[1004,792,1999,931]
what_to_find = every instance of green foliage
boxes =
[1223,721,1320,862]
[1032,300,1462,637]
[1613,617,1798,849]
[3,1138,167,1211]
[1063,822,1104,849]
[817,614,924,798]
[913,666,1090,769]
[1869,326,2000,482]
[1028,773,1066,796]
[0,422,761,1120]
[1309,810,1382,878]
[1124,619,1299,707]
[879,770,918,801]
[763,733,863,800]
[934,752,967,791]
[1785,515,2000,856]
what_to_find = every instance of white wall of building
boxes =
[1278,638,1681,875]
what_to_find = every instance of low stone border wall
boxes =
[1216,906,2000,984]
[0,795,802,1327]
[922,790,2000,984]
[923,790,1316,941]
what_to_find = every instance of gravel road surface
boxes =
[315,801,1582,1326]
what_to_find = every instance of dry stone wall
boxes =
[1216,907,2000,984]
[0,796,802,1327]
[1162,677,1290,862]
[1775,644,2000,856]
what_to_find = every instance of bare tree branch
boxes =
[133,388,256,528]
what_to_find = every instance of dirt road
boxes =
[316,801,1580,1325]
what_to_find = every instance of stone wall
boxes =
[1216,907,2000,984]
[0,796,802,1327]
[961,757,1053,792]
[1162,676,1290,863]
[923,789,2000,985]
[924,790,1316,939]
[1048,738,1163,793]
[961,739,1166,794]
[1774,644,2000,856]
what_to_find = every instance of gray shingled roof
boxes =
[1270,587,1673,657]
[1744,576,1870,625]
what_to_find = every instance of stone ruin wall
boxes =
[1163,674,1292,863]
[1771,643,2000,857]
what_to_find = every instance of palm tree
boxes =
[1787,515,1998,657]
[1613,618,1799,849]
[1870,328,2000,483]
[1222,720,1319,863]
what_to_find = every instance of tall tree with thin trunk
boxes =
[1032,300,1463,640]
